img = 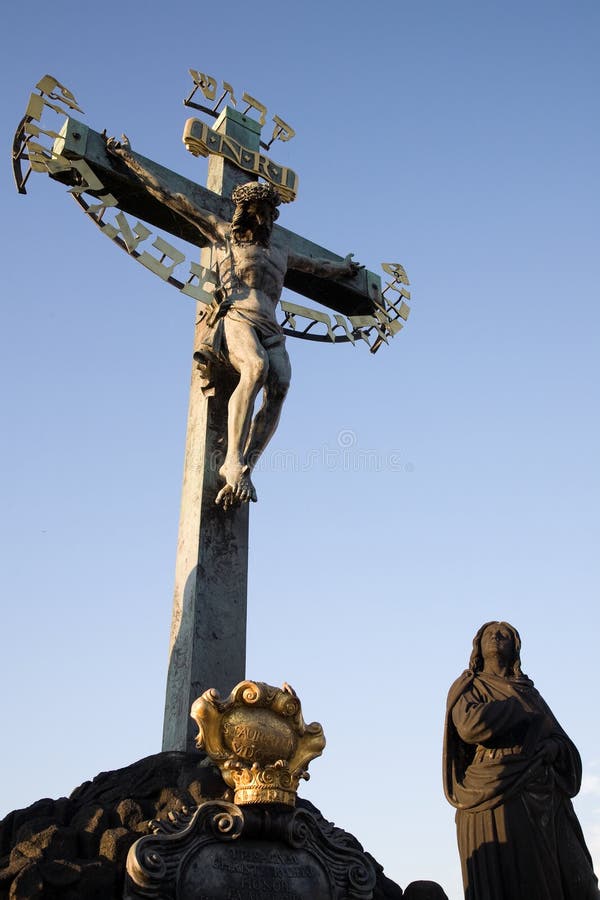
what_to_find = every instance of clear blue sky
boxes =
[2,3,599,897]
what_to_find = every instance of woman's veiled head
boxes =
[469,621,523,676]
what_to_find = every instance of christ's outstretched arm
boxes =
[104,136,228,245]
[287,251,362,280]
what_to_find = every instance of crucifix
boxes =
[13,72,411,755]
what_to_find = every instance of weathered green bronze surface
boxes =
[13,73,412,753]
[50,115,380,319]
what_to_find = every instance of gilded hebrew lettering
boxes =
[15,75,410,364]
[23,122,63,141]
[181,261,217,304]
[221,81,237,106]
[241,92,267,127]
[25,94,45,122]
[68,159,107,195]
[189,69,218,101]
[25,141,52,173]
[44,155,76,178]
[270,115,296,144]
[14,77,85,192]
[138,236,186,280]
[332,314,356,344]
[83,193,119,217]
[380,315,404,336]
[35,75,83,112]
[384,281,411,301]
[15,72,413,517]
[102,211,152,253]
[42,99,77,118]
[280,302,298,330]
[280,301,335,342]
[382,261,410,285]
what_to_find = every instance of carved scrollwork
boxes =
[125,800,378,900]
[286,807,312,848]
[133,844,168,885]
[211,807,244,838]
[283,808,377,898]
[125,801,243,899]
[348,860,377,894]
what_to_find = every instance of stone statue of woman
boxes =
[443,621,599,899]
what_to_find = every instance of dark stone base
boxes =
[0,752,222,899]
[0,752,445,899]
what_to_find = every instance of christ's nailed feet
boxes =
[215,464,257,510]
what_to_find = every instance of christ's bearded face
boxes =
[231,199,275,246]
[245,200,274,230]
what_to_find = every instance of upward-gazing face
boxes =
[232,199,275,246]
[481,623,515,665]
[245,199,274,232]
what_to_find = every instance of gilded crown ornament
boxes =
[190,681,325,806]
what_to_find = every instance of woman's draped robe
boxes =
[443,670,599,899]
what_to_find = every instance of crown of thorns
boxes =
[231,182,282,207]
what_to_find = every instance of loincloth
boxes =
[193,300,285,394]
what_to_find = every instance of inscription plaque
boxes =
[124,800,377,899]
[179,842,330,900]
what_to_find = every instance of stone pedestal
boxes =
[0,754,422,900]
[125,801,380,900]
